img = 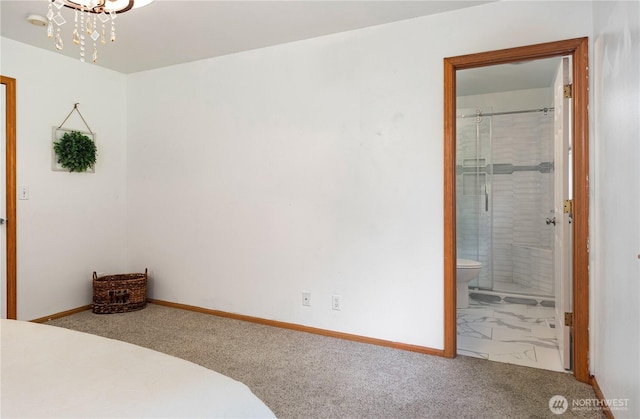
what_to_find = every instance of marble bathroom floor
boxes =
[457,296,566,372]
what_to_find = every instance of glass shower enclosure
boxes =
[456,107,555,297]
[456,108,493,289]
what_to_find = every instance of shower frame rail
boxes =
[458,107,554,119]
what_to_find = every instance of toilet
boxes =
[456,259,482,309]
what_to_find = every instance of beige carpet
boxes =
[48,303,604,419]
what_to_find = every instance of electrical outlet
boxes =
[302,292,311,307]
[332,294,341,311]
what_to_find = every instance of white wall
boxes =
[592,1,640,417]
[0,38,128,320]
[127,1,592,349]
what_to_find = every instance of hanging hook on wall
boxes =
[57,103,93,134]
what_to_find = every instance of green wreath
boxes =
[54,131,97,172]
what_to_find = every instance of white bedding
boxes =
[0,319,275,418]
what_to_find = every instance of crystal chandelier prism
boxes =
[45,0,154,63]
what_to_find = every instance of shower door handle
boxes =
[546,217,556,226]
[484,185,489,212]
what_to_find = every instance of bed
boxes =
[0,319,275,418]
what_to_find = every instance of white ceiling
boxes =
[457,57,562,96]
[1,0,492,74]
[1,1,561,95]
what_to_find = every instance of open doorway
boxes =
[454,56,571,372]
[442,38,590,383]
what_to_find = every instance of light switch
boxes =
[19,186,29,200]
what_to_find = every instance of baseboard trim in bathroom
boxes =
[468,292,502,304]
[503,296,539,306]
[469,290,554,307]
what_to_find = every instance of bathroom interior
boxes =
[455,56,571,373]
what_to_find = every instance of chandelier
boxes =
[45,0,154,63]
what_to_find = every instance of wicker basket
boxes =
[92,269,148,314]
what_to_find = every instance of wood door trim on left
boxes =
[1,76,17,320]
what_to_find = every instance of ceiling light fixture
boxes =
[45,0,154,63]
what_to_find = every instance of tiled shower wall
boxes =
[513,244,553,295]
[457,109,554,295]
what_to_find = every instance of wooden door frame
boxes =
[443,37,590,383]
[1,76,17,320]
